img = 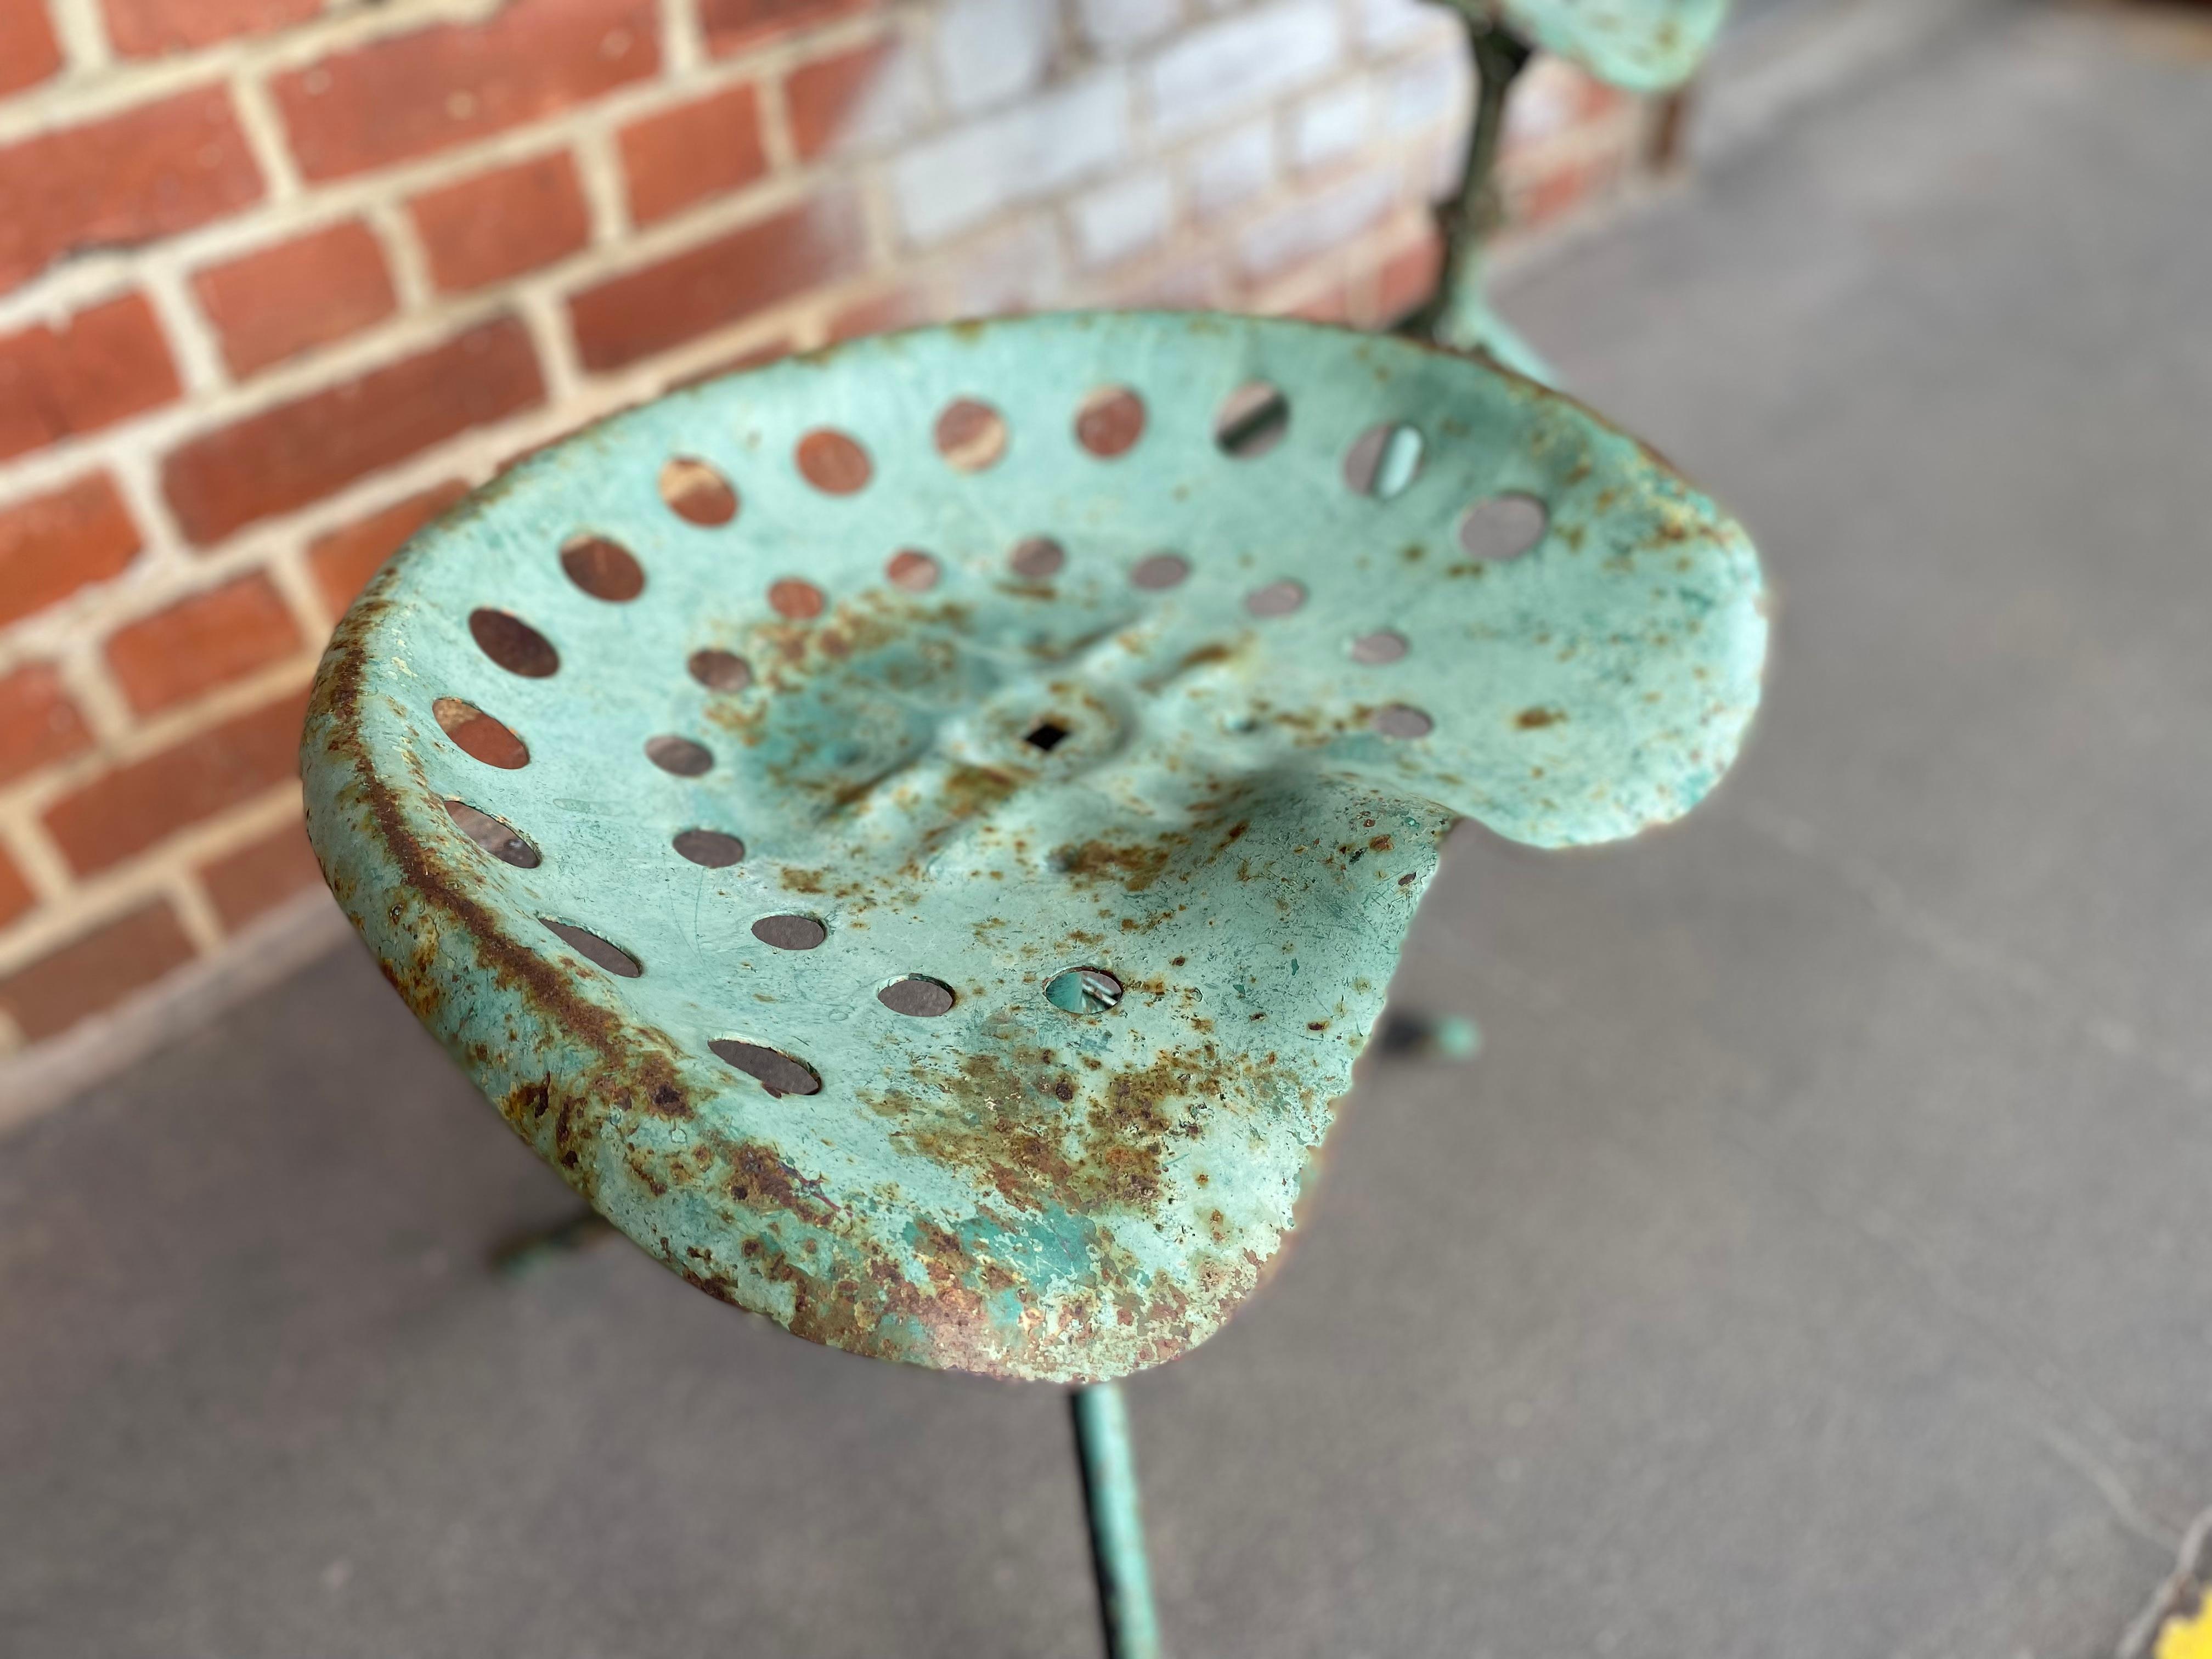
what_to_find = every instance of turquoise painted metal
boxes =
[1074,1382,1162,1659]
[1487,0,1729,93]
[300,312,1766,1386]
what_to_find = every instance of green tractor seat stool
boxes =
[301,312,1766,1656]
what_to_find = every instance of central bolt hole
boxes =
[1024,720,1069,752]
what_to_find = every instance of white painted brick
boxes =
[1074,0,1182,52]
[1146,0,1342,139]
[1357,0,1457,52]
[1291,78,1372,171]
[1387,42,1470,136]
[1419,132,1461,200]
[1071,169,1173,267]
[947,215,1067,315]
[1188,118,1275,213]
[935,0,1056,115]
[891,70,1130,245]
[1238,164,1398,276]
[808,38,935,156]
[1506,56,1601,148]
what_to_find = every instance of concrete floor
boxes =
[7,8,2212,1655]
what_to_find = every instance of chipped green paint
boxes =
[300,312,1766,1384]
[1486,0,1730,93]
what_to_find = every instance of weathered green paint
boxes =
[1484,0,1730,92]
[300,312,1766,1384]
[1074,1382,1162,1659]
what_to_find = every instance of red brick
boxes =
[826,284,923,343]
[0,86,262,295]
[161,317,543,546]
[1372,226,1443,326]
[618,84,767,228]
[1509,153,1620,232]
[198,815,323,932]
[0,292,182,462]
[272,0,657,183]
[104,573,304,716]
[0,0,63,96]
[191,221,396,379]
[0,900,198,1042]
[42,685,307,877]
[0,663,93,786]
[409,151,591,293]
[666,336,792,392]
[0,844,32,930]
[1282,279,1353,325]
[569,194,864,373]
[0,473,143,628]
[701,0,871,58]
[103,0,320,56]
[786,40,897,162]
[307,478,469,617]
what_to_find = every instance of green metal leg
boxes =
[1073,1381,1163,1659]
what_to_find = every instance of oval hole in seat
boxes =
[469,608,558,678]
[711,1040,820,1098]
[433,697,528,769]
[540,918,641,977]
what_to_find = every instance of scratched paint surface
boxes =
[1491,0,1730,91]
[300,313,1767,1383]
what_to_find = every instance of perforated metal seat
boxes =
[301,312,1766,1386]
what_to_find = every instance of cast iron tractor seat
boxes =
[302,313,1767,1386]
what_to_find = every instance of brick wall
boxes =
[0,0,1651,1063]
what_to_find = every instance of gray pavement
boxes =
[7,7,2212,1655]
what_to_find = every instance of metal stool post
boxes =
[1075,1382,1163,1659]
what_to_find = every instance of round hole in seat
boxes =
[646,734,713,776]
[878,975,956,1017]
[540,918,641,977]
[468,608,558,678]
[673,828,745,867]
[432,697,528,769]
[1244,579,1305,618]
[1372,704,1434,738]
[660,456,738,526]
[444,799,539,867]
[561,534,645,601]
[934,399,1007,472]
[1214,381,1289,458]
[1009,537,1064,580]
[1076,385,1145,458]
[769,578,826,620]
[886,549,940,592]
[1045,966,1122,1014]
[797,428,872,494]
[752,913,826,951]
[1457,493,1548,561]
[1343,422,1425,499]
[688,648,752,692]
[1350,629,1408,664]
[1130,552,1189,591]
[710,1039,820,1098]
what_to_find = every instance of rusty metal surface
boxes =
[299,312,1766,1383]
